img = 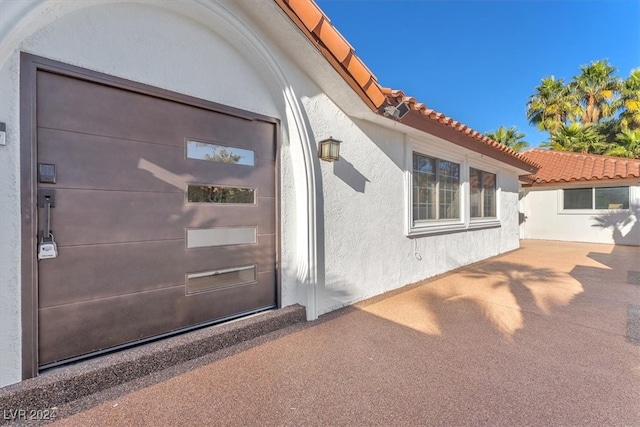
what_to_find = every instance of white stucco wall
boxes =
[521,185,640,245]
[302,94,522,315]
[0,0,525,387]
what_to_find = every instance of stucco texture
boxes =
[302,94,521,315]
[522,186,640,246]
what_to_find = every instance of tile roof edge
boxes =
[521,147,640,185]
[523,148,640,162]
[523,176,640,186]
[274,0,539,171]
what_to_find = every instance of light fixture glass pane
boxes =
[187,140,255,166]
[329,141,340,158]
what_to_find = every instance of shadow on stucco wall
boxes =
[591,205,640,246]
[333,156,370,193]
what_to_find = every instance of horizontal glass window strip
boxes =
[564,188,592,209]
[187,265,256,294]
[595,187,629,209]
[187,227,256,248]
[187,185,255,204]
[187,140,255,166]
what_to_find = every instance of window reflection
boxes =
[188,185,255,204]
[187,140,255,166]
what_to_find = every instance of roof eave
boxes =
[400,110,538,173]
[521,176,640,188]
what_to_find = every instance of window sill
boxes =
[407,219,501,237]
[468,219,501,230]
[558,208,631,215]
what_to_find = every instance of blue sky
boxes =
[315,0,640,148]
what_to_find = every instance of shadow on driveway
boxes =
[52,240,640,426]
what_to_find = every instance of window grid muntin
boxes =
[470,167,496,218]
[412,152,460,221]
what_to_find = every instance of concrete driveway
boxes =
[53,240,640,426]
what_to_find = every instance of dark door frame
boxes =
[20,52,281,379]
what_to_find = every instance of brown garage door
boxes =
[35,70,277,368]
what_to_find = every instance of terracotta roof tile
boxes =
[316,18,351,62]
[521,149,640,185]
[276,0,538,171]
[278,0,384,111]
[344,53,370,87]
[286,0,323,31]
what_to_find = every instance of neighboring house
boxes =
[0,0,537,387]
[520,149,640,246]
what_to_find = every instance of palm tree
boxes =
[571,59,621,125]
[485,125,529,152]
[543,123,605,154]
[610,129,640,158]
[616,68,640,130]
[526,76,577,133]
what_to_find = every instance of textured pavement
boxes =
[52,240,640,426]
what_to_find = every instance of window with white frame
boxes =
[563,186,629,210]
[412,152,460,221]
[469,167,497,218]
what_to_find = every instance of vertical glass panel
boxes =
[437,159,460,219]
[187,265,257,294]
[564,188,592,209]
[187,140,255,166]
[482,171,496,218]
[188,185,255,204]
[412,153,437,220]
[469,168,481,218]
[595,187,629,209]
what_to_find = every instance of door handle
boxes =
[38,189,56,241]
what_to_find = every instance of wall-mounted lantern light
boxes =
[318,137,341,162]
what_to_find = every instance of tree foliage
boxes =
[526,76,577,132]
[203,148,242,163]
[517,60,640,158]
[570,60,621,125]
[616,68,640,131]
[486,125,529,152]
